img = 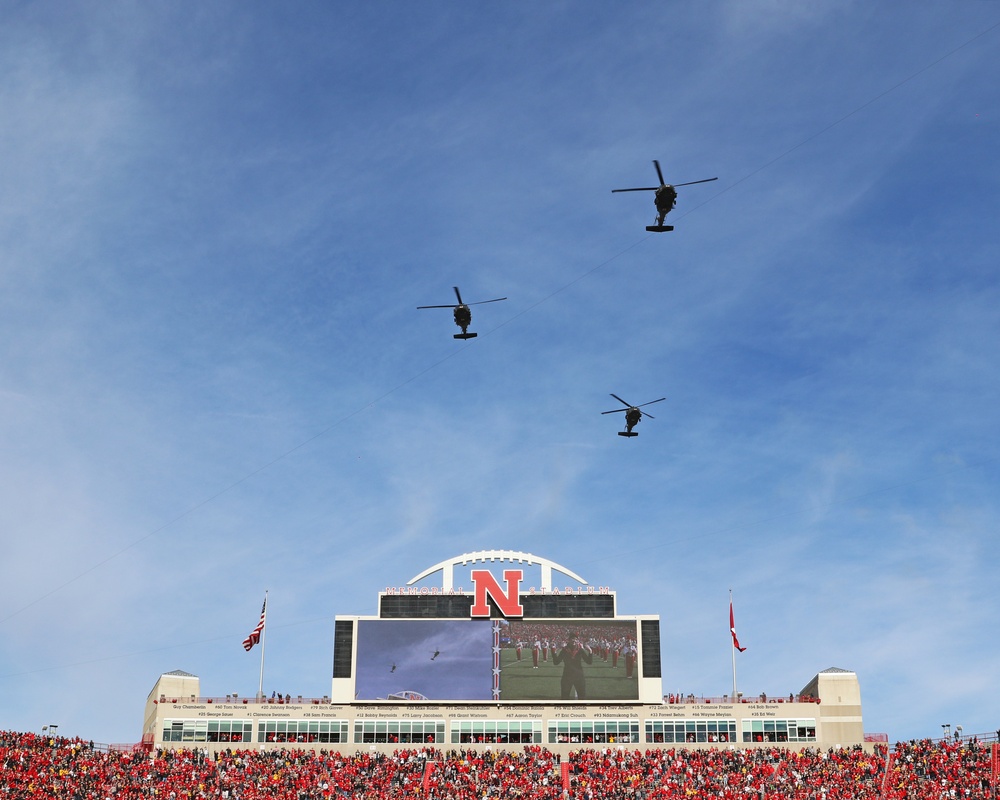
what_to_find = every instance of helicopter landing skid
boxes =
[646,225,674,233]
[618,431,639,437]
[454,332,478,339]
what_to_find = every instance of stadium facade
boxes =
[143,551,869,755]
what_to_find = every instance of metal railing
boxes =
[155,695,330,705]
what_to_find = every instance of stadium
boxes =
[141,551,869,755]
[3,551,998,798]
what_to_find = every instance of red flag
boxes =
[243,597,266,651]
[730,599,746,652]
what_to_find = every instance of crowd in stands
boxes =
[1,729,995,799]
[502,622,633,654]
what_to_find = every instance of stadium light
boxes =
[941,724,951,738]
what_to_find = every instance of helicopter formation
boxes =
[416,160,715,437]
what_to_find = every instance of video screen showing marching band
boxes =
[498,620,640,701]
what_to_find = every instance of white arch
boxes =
[406,550,587,591]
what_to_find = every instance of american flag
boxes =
[243,597,266,651]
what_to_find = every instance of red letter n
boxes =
[470,569,524,618]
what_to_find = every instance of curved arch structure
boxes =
[407,550,587,591]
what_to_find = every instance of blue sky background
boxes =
[1,2,998,745]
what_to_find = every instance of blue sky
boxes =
[1,2,998,745]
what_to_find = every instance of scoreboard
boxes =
[331,550,663,704]
[378,593,617,618]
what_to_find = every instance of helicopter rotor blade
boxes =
[467,297,507,306]
[612,187,659,193]
[672,177,718,187]
[453,286,464,305]
[601,409,627,415]
[653,160,666,186]
[609,393,632,408]
[636,397,667,408]
[417,304,458,309]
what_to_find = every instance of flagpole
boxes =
[731,589,738,701]
[258,590,268,700]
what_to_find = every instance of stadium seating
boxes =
[1,729,994,799]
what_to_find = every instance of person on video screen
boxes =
[553,634,593,699]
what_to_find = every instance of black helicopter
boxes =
[613,160,717,232]
[417,286,507,339]
[602,394,666,437]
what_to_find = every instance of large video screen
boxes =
[355,620,495,701]
[354,619,639,702]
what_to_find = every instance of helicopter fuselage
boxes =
[453,305,472,330]
[654,185,678,216]
[453,305,477,338]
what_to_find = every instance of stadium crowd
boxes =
[1,729,995,799]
